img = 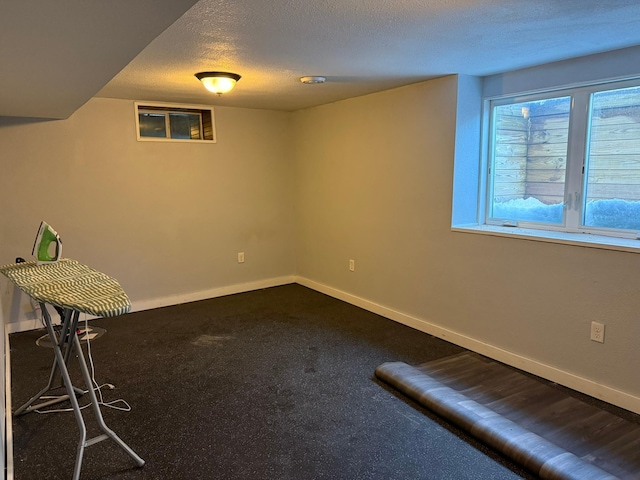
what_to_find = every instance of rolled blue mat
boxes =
[375,362,619,480]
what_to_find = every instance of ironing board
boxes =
[0,258,145,480]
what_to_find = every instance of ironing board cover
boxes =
[0,258,131,317]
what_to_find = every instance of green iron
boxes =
[32,221,62,265]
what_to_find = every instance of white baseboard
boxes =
[6,276,297,334]
[6,274,638,415]
[6,319,45,335]
[6,305,62,334]
[5,326,13,480]
[296,276,640,415]
[130,276,296,313]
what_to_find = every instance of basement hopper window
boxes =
[483,79,640,245]
[135,102,216,142]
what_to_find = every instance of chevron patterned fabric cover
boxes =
[0,258,131,317]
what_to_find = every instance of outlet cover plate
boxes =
[590,321,605,343]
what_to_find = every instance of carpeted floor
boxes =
[11,284,541,479]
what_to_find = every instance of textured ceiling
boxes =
[5,0,640,117]
[96,0,640,111]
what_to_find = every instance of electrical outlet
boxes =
[590,321,605,343]
[349,259,355,272]
[237,252,245,263]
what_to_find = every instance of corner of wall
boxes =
[296,276,640,415]
[0,277,7,478]
[451,74,483,226]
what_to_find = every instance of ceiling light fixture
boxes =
[195,72,241,95]
[300,76,326,84]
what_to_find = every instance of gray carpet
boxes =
[10,284,537,479]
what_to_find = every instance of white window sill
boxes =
[452,224,640,254]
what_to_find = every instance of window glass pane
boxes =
[584,86,640,231]
[138,113,167,138]
[490,97,571,224]
[169,113,201,140]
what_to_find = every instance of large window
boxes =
[486,81,640,238]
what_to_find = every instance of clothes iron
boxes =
[32,221,62,265]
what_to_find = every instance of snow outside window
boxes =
[486,81,640,239]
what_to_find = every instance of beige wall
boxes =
[292,76,640,410]
[0,98,296,323]
[293,77,458,309]
[1,76,638,413]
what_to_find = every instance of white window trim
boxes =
[134,101,217,143]
[453,224,640,254]
[458,77,640,253]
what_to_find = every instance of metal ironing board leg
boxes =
[41,308,89,480]
[63,311,87,397]
[61,309,76,365]
[72,332,145,468]
[22,304,144,479]
[14,309,84,416]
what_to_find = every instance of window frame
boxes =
[482,77,640,242]
[138,109,203,140]
[134,102,217,143]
